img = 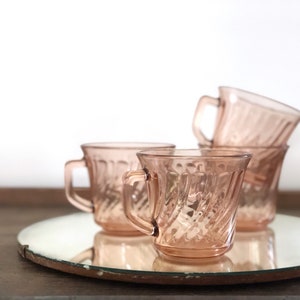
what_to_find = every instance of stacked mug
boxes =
[192,86,300,231]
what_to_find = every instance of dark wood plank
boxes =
[0,188,299,208]
[0,188,90,206]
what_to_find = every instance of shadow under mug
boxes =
[123,149,251,259]
[64,142,175,236]
[192,86,300,147]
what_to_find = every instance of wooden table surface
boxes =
[1,188,300,299]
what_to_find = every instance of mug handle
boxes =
[64,159,94,213]
[192,95,220,146]
[123,168,159,236]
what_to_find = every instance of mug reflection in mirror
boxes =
[227,227,277,271]
[71,231,157,270]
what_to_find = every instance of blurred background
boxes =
[0,0,299,189]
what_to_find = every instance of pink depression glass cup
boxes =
[64,142,175,236]
[123,149,251,259]
[237,146,288,231]
[192,86,300,146]
[201,145,288,231]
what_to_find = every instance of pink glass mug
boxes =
[65,142,175,236]
[201,145,288,231]
[237,145,288,231]
[123,149,251,259]
[192,86,300,146]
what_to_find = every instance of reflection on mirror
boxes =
[17,212,300,283]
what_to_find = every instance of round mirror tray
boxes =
[17,212,300,286]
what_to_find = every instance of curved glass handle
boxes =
[192,95,220,146]
[123,169,159,236]
[64,159,94,213]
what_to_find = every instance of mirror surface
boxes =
[17,213,300,285]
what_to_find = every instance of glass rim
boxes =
[137,148,252,159]
[219,86,300,116]
[80,142,176,150]
[198,144,289,150]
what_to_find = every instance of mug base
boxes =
[155,243,232,261]
[236,220,272,232]
[94,217,145,236]
[100,227,144,236]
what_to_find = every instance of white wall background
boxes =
[0,0,300,189]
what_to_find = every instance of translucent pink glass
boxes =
[193,86,300,146]
[236,146,288,231]
[202,145,288,231]
[64,142,175,236]
[123,149,251,259]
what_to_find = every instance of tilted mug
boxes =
[192,86,300,146]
